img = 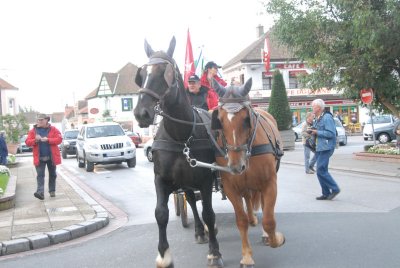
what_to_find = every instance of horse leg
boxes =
[224,185,255,268]
[243,191,258,227]
[261,178,285,248]
[154,178,174,268]
[185,190,207,244]
[200,188,224,268]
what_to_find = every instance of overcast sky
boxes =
[0,0,273,113]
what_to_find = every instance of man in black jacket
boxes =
[186,74,209,110]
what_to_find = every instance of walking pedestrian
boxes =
[309,99,341,200]
[25,114,62,200]
[0,131,8,165]
[301,112,317,174]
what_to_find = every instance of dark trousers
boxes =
[35,160,57,193]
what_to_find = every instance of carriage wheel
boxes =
[173,193,180,216]
[178,193,189,228]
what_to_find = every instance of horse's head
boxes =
[211,78,254,175]
[134,36,181,128]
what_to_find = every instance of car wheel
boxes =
[62,149,67,159]
[86,158,94,172]
[146,148,153,162]
[77,154,85,168]
[340,135,347,146]
[377,133,391,144]
[127,157,136,168]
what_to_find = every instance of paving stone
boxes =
[1,238,30,255]
[46,229,72,244]
[78,221,99,234]
[27,234,51,249]
[63,224,87,239]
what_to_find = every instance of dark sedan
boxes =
[373,120,398,143]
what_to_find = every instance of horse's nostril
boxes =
[241,165,246,172]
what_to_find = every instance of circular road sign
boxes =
[360,88,373,104]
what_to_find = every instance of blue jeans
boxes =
[315,149,340,197]
[303,145,316,172]
[35,160,57,193]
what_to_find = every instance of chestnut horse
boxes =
[133,37,223,268]
[211,78,285,267]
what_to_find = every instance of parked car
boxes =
[363,114,396,141]
[292,118,347,146]
[371,120,398,144]
[334,118,347,146]
[125,131,142,147]
[76,122,136,172]
[292,121,304,141]
[17,134,32,153]
[60,129,79,159]
[143,138,153,162]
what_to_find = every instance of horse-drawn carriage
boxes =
[134,36,285,268]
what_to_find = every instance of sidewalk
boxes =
[0,157,109,256]
[282,142,400,178]
[0,145,399,257]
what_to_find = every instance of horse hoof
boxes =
[240,264,255,268]
[207,255,224,268]
[270,232,285,248]
[195,234,208,244]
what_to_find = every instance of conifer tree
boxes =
[268,70,292,130]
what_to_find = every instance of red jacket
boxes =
[25,124,62,166]
[200,72,227,110]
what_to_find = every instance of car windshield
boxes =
[64,130,79,139]
[366,115,392,124]
[86,125,125,138]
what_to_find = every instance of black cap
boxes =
[204,61,221,70]
[188,74,200,82]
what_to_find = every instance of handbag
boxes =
[305,136,316,152]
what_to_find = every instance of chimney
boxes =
[256,25,264,38]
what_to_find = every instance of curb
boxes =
[0,168,110,257]
[281,160,399,178]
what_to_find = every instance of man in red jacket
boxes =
[25,114,62,200]
[200,61,227,110]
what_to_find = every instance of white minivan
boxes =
[362,115,396,141]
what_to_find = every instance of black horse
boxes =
[134,37,223,268]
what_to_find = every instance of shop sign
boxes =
[90,108,99,114]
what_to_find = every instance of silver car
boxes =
[292,118,347,146]
[76,122,136,172]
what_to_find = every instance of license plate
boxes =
[107,152,121,157]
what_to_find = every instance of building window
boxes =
[121,98,133,111]
[98,77,112,96]
[262,72,272,90]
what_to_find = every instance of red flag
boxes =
[263,35,271,72]
[184,29,195,88]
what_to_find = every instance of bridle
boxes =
[217,98,260,159]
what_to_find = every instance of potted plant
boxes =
[0,165,10,196]
[268,70,295,150]
[0,114,29,154]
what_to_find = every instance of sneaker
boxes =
[327,191,340,200]
[309,166,315,172]
[306,170,314,174]
[34,192,44,200]
[316,195,328,200]
[50,191,56,197]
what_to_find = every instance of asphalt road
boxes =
[1,137,399,267]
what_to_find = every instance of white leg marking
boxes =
[156,248,173,268]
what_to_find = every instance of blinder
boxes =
[211,110,222,130]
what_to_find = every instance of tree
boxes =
[265,0,400,117]
[0,114,29,144]
[268,70,292,130]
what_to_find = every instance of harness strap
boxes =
[215,143,276,158]
[152,139,212,153]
